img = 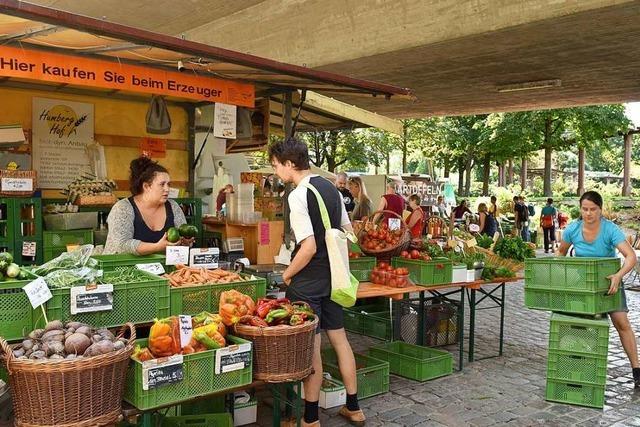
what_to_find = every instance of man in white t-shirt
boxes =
[269,138,364,426]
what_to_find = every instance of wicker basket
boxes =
[233,316,318,383]
[74,194,118,206]
[0,169,37,196]
[358,210,411,262]
[0,323,136,427]
[472,246,524,273]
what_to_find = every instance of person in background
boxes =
[348,176,373,222]
[558,191,640,388]
[269,138,363,426]
[436,195,448,218]
[489,195,500,218]
[375,181,405,226]
[513,196,530,241]
[540,198,558,253]
[335,171,355,214]
[451,199,471,220]
[520,196,531,242]
[104,156,191,255]
[216,184,234,214]
[405,194,425,239]
[478,202,498,237]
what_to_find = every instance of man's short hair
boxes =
[336,172,348,180]
[268,138,310,170]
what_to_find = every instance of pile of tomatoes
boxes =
[360,222,403,252]
[348,252,363,259]
[370,261,410,288]
[399,249,432,262]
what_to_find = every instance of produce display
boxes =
[398,249,432,261]
[493,236,535,261]
[239,298,316,327]
[61,175,117,203]
[476,234,494,249]
[133,312,227,361]
[163,265,244,287]
[0,252,29,281]
[348,251,363,259]
[481,265,516,281]
[219,289,256,326]
[370,261,410,288]
[11,320,128,361]
[452,228,475,242]
[421,240,446,258]
[166,224,199,243]
[359,222,403,251]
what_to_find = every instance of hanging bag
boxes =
[300,182,358,308]
[146,95,172,134]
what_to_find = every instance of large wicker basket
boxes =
[233,316,318,383]
[0,169,37,197]
[358,210,411,262]
[0,323,136,427]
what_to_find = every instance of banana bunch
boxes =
[61,173,117,203]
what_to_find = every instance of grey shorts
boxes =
[609,285,629,313]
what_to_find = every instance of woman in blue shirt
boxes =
[558,191,639,387]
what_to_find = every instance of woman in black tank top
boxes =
[103,157,191,255]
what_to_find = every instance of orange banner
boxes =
[0,45,254,107]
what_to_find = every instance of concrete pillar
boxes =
[577,146,585,196]
[623,133,633,196]
[521,158,528,192]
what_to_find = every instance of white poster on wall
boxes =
[32,97,94,188]
[213,103,236,139]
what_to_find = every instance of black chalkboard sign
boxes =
[192,253,219,265]
[215,343,252,374]
[145,362,184,390]
[76,292,112,310]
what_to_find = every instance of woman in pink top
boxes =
[376,182,405,226]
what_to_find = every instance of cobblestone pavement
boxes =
[256,256,640,426]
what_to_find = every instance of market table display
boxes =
[356,277,522,370]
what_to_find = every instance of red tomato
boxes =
[381,222,388,230]
[400,250,409,258]
[396,277,407,287]
[367,230,375,237]
[397,267,409,275]
[378,261,388,269]
[388,279,397,287]
[411,249,421,259]
[422,255,432,261]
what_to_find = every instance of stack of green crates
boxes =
[524,257,619,409]
[349,256,376,282]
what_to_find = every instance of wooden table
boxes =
[355,277,522,370]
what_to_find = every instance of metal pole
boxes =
[187,105,196,197]
[283,91,293,139]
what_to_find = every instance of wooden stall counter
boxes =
[203,216,284,264]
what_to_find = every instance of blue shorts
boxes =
[610,285,629,313]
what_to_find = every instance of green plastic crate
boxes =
[322,349,389,399]
[525,286,622,315]
[351,269,372,282]
[547,350,607,385]
[0,270,39,341]
[90,254,167,271]
[525,257,620,292]
[391,257,452,286]
[349,257,375,282]
[124,336,252,411]
[170,275,266,316]
[43,229,93,261]
[369,341,452,381]
[545,378,605,409]
[343,306,392,341]
[548,313,610,356]
[161,413,233,427]
[34,268,170,329]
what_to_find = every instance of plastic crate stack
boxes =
[524,257,621,409]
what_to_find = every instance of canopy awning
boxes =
[0,0,414,104]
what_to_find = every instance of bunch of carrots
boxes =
[163,264,244,288]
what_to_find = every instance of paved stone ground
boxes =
[255,252,640,426]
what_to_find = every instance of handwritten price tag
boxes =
[165,246,189,266]
[1,178,33,192]
[388,218,401,231]
[136,263,165,275]
[22,277,52,309]
[179,315,193,348]
[22,241,36,257]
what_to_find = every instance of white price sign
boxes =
[22,241,36,257]
[165,246,190,266]
[388,218,401,231]
[179,315,193,348]
[136,263,165,275]
[1,177,33,192]
[22,277,52,309]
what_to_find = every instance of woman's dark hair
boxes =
[129,156,168,195]
[547,198,553,204]
[267,138,310,170]
[579,191,603,209]
[409,194,421,205]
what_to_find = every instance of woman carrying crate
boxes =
[557,191,640,388]
[104,156,193,255]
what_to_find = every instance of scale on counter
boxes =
[243,263,288,299]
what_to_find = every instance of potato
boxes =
[97,329,115,342]
[65,333,91,355]
[76,326,92,337]
[44,320,64,332]
[84,340,115,357]
[48,354,64,361]
[65,354,77,360]
[66,327,76,334]
[113,340,125,351]
[41,330,65,343]
[29,350,45,360]
[66,321,85,330]
[21,339,34,351]
[43,340,64,356]
[28,329,44,340]
[92,334,104,343]
[13,348,25,358]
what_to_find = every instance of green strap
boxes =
[299,182,333,231]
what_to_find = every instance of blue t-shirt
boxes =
[563,219,626,257]
[541,205,557,216]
